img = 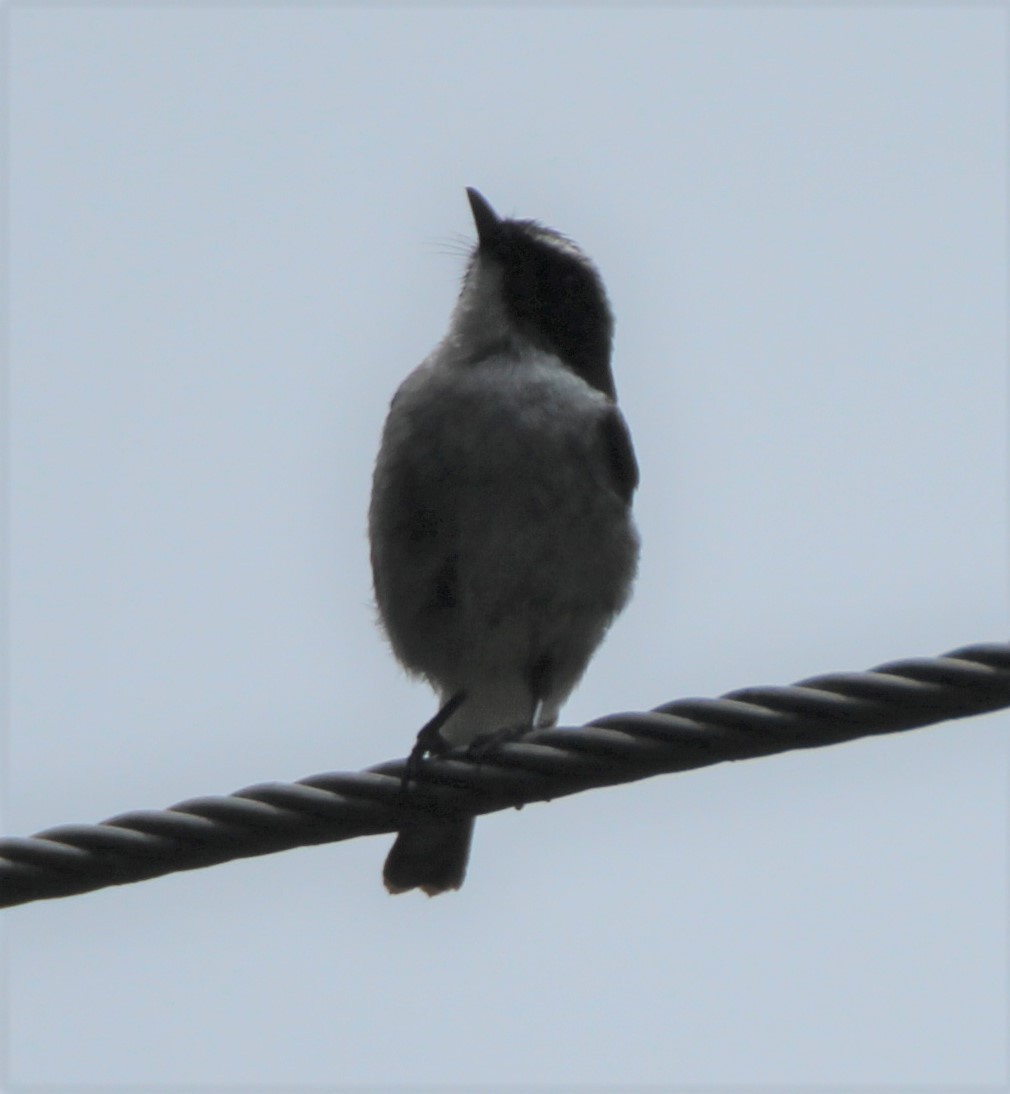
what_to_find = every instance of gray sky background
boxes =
[4,4,1008,1091]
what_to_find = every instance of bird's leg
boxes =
[403,689,466,790]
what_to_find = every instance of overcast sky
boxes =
[4,5,1008,1091]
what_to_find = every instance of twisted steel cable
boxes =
[2,641,1008,909]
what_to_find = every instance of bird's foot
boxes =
[465,722,533,761]
[402,690,466,790]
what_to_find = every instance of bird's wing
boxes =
[597,406,639,504]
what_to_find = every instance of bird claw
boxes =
[401,690,466,792]
[465,723,532,761]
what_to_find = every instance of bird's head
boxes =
[454,188,616,399]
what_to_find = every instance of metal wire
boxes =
[2,641,1008,909]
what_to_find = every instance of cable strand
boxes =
[2,641,1008,909]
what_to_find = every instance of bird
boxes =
[368,188,640,895]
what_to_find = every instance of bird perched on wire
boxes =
[369,188,640,895]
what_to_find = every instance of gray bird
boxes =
[369,189,640,895]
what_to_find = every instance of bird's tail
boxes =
[383,817,475,896]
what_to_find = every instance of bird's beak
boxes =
[466,188,501,247]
